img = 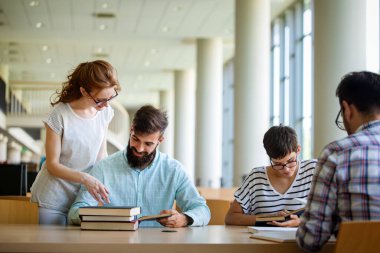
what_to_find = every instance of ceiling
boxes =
[0,0,295,110]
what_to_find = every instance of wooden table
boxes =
[0,225,335,253]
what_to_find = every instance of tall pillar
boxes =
[0,64,9,129]
[195,38,223,187]
[233,0,270,186]
[159,89,174,157]
[174,70,196,182]
[313,0,379,156]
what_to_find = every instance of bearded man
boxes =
[69,105,210,228]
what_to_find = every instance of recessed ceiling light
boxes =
[41,45,48,51]
[46,58,52,64]
[96,47,103,53]
[35,22,43,28]
[29,1,39,7]
[93,12,115,18]
[99,24,107,30]
[8,49,18,55]
[161,26,170,32]
[102,3,108,9]
[144,61,151,67]
[173,6,182,12]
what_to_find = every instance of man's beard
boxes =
[126,143,157,169]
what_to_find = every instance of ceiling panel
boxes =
[0,0,296,111]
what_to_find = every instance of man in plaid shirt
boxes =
[296,71,380,252]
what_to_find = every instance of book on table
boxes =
[254,207,305,223]
[79,206,172,231]
[248,226,297,234]
[81,220,139,231]
[78,206,141,217]
[80,213,171,222]
[81,215,137,222]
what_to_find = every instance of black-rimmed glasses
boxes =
[270,155,298,170]
[335,108,345,130]
[87,88,118,106]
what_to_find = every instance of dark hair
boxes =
[336,71,380,114]
[132,105,168,134]
[51,60,120,106]
[263,125,298,159]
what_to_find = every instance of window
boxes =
[270,0,313,159]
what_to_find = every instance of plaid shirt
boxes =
[296,120,380,252]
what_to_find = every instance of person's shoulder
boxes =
[47,102,66,114]
[250,165,266,175]
[300,159,318,168]
[94,150,125,168]
[158,152,183,168]
[243,166,266,181]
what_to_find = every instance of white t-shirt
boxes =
[234,159,317,215]
[31,102,114,213]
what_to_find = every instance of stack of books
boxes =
[79,206,172,231]
[79,206,142,231]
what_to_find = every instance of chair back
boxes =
[0,196,38,224]
[335,221,380,253]
[206,199,231,225]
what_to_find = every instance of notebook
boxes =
[248,226,297,234]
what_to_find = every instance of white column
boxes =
[7,141,22,164]
[0,134,8,163]
[313,0,379,156]
[174,70,196,183]
[159,89,174,157]
[233,0,270,186]
[195,38,223,187]
[0,64,9,129]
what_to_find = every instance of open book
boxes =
[255,207,305,223]
[138,213,172,221]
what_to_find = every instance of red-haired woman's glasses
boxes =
[87,89,118,106]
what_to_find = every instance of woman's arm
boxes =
[225,200,256,225]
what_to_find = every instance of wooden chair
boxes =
[0,196,38,224]
[206,199,231,225]
[335,221,380,253]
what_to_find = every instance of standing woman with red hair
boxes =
[31,60,121,225]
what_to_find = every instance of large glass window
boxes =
[270,0,313,159]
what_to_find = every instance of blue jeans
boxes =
[38,207,67,225]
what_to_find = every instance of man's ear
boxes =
[342,100,356,121]
[158,135,165,143]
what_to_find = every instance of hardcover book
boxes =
[255,207,305,223]
[81,221,139,231]
[81,215,137,222]
[78,206,141,217]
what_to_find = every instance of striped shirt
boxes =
[234,159,317,216]
[297,120,380,252]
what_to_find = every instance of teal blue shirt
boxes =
[68,150,210,227]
